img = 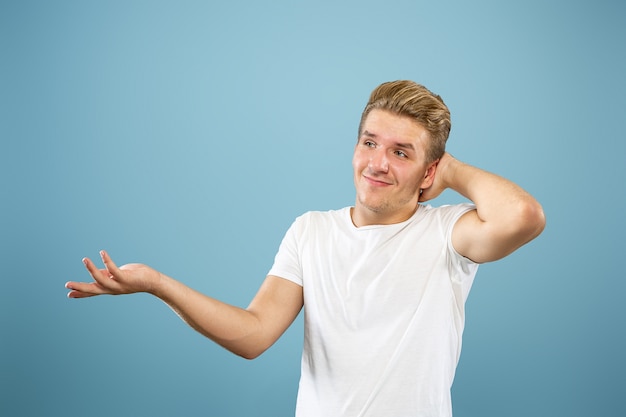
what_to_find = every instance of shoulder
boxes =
[287,207,350,234]
[419,203,476,225]
[296,207,350,224]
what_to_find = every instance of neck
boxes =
[350,203,419,227]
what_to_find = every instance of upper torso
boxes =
[269,204,478,417]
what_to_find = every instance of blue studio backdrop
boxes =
[1,1,625,416]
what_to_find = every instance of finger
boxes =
[67,288,99,299]
[82,257,111,285]
[67,291,91,299]
[99,250,122,279]
[82,257,123,294]
[65,281,108,298]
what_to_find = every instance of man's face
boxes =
[352,109,436,226]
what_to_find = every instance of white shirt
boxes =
[269,204,478,417]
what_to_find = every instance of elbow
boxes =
[467,197,546,264]
[240,353,260,361]
[518,198,546,242]
[236,346,266,360]
[210,312,273,360]
[219,336,272,360]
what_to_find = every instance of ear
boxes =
[419,159,439,189]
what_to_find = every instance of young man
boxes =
[66,80,545,416]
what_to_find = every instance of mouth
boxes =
[363,174,393,187]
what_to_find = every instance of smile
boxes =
[363,175,393,187]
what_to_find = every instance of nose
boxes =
[368,149,389,173]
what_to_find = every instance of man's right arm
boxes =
[66,250,303,359]
[155,273,303,359]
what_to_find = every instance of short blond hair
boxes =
[358,80,451,163]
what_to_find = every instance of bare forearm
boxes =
[151,274,265,359]
[67,251,302,359]
[444,157,543,230]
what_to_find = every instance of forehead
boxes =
[361,109,430,147]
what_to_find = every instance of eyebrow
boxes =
[395,142,416,150]
[362,130,416,150]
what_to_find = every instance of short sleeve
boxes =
[267,215,305,286]
[444,203,479,296]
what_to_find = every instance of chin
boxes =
[358,197,389,214]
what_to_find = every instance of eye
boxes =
[394,150,408,158]
[363,140,376,148]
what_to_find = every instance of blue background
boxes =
[1,1,624,416]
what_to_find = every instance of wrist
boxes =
[437,153,461,190]
[149,271,168,298]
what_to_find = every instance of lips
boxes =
[363,174,393,187]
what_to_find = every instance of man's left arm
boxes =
[422,153,546,263]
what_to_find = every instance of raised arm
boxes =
[420,153,546,263]
[65,250,303,359]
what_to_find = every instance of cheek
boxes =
[352,152,364,172]
[400,169,426,190]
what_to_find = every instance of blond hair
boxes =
[358,80,451,163]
